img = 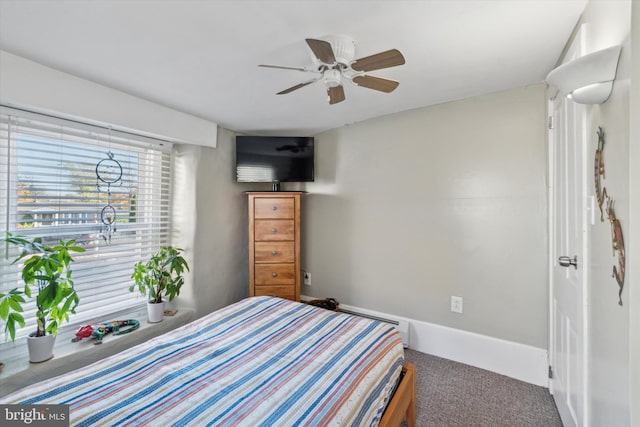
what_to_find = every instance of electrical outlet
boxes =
[303,271,311,286]
[451,296,463,314]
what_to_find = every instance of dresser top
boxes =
[245,191,305,195]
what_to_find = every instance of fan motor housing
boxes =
[312,35,356,66]
[328,35,356,65]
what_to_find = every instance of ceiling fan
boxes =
[259,35,405,105]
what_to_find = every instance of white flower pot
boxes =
[27,334,56,363]
[147,300,165,323]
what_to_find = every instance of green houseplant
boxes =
[2,232,85,362]
[130,246,189,323]
[0,288,26,342]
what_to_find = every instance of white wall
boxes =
[563,2,632,425]
[302,84,549,349]
[0,50,218,147]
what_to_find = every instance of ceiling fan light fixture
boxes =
[323,69,342,88]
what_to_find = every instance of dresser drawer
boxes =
[255,264,296,285]
[254,285,296,300]
[255,241,295,263]
[254,220,294,241]
[254,198,295,219]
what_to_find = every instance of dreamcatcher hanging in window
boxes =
[96,150,123,243]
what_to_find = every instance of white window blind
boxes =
[0,107,173,340]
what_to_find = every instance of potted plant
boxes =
[130,246,189,323]
[2,233,85,362]
[0,288,26,342]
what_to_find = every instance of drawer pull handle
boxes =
[271,228,277,233]
[272,206,278,211]
[272,251,278,255]
[272,272,278,278]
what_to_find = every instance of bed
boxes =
[1,296,415,426]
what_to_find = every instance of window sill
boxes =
[0,307,196,398]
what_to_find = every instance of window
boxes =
[0,107,172,340]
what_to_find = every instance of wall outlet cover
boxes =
[451,296,463,314]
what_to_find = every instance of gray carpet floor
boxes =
[403,349,563,427]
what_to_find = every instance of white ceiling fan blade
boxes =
[277,78,321,95]
[258,64,315,72]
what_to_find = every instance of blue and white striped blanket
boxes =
[2,296,405,426]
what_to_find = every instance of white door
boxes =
[549,91,587,427]
[549,26,588,427]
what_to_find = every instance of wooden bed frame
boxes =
[379,362,416,427]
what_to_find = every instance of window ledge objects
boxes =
[0,308,196,398]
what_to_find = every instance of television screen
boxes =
[236,136,314,183]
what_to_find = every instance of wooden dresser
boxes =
[247,192,301,302]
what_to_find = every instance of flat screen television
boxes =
[236,136,314,187]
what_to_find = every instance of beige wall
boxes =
[630,2,640,424]
[173,128,258,317]
[565,1,632,425]
[301,84,549,349]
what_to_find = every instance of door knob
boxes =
[558,255,578,269]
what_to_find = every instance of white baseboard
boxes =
[301,295,549,387]
[408,317,549,387]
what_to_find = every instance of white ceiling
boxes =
[0,0,587,136]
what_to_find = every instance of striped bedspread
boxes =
[2,296,405,426]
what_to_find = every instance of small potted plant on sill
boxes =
[130,246,189,323]
[0,288,26,342]
[2,233,85,363]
